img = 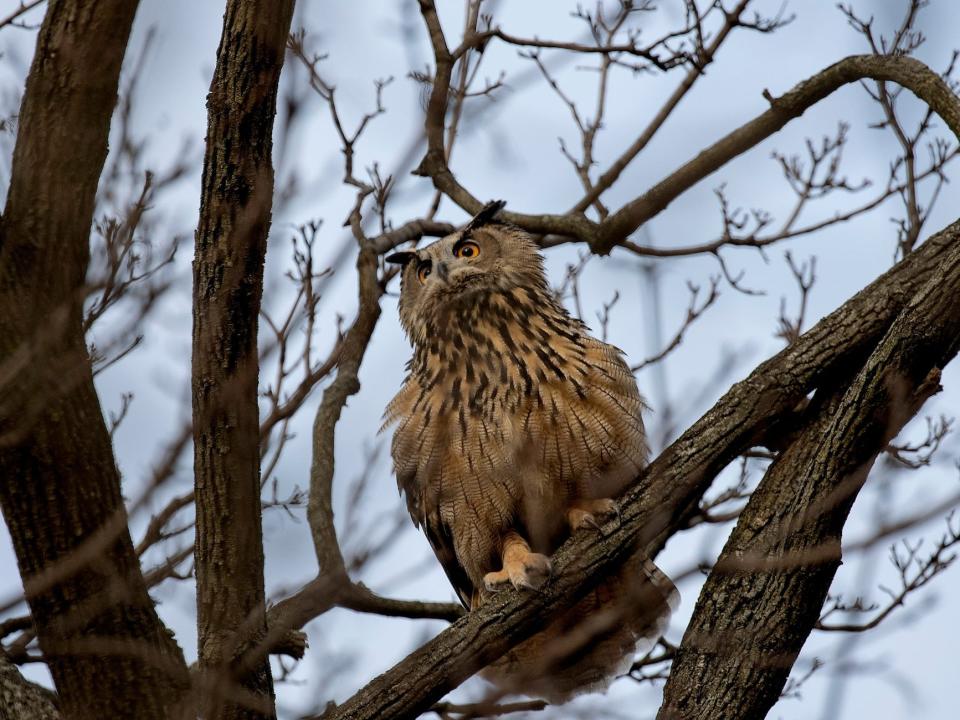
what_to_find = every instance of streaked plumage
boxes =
[383,202,677,701]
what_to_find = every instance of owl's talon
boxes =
[483,571,509,594]
[483,551,552,593]
[568,498,620,533]
[517,553,552,590]
[569,509,602,532]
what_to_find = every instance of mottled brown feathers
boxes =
[383,216,674,701]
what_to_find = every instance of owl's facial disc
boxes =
[415,233,495,301]
[395,222,547,346]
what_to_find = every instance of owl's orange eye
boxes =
[417,261,432,284]
[454,241,480,259]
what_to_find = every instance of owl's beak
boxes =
[435,261,450,284]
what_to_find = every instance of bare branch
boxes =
[428,699,548,720]
[632,276,720,371]
[595,54,960,253]
[776,251,817,345]
[817,512,960,632]
[0,0,45,32]
[884,414,953,469]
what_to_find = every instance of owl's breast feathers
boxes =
[384,284,648,605]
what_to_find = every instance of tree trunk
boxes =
[191,1,295,718]
[0,2,190,719]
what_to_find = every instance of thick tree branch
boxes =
[191,0,295,718]
[659,244,960,718]
[0,2,190,717]
[319,209,960,719]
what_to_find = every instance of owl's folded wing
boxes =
[398,465,475,610]
[423,511,474,610]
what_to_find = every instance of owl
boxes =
[383,201,677,702]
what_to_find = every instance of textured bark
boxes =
[0,654,60,720]
[659,246,960,719]
[324,218,960,720]
[0,2,190,718]
[191,1,295,718]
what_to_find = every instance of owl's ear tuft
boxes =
[385,251,417,266]
[464,200,507,232]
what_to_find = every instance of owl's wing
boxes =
[398,466,474,610]
[423,509,474,610]
[389,379,476,610]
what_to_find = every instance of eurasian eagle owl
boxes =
[383,201,677,702]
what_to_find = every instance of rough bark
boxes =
[191,0,295,718]
[0,2,190,718]
[323,218,960,720]
[0,653,60,720]
[659,247,960,719]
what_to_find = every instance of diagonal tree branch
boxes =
[570,0,755,214]
[595,53,960,253]
[414,8,960,256]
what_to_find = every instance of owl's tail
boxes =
[482,554,678,704]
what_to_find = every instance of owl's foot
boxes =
[567,498,620,533]
[483,532,552,593]
[483,553,552,593]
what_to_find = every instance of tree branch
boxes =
[0,0,45,32]
[417,37,960,256]
[0,652,60,720]
[571,0,754,213]
[595,54,960,252]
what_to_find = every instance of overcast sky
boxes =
[1,1,959,718]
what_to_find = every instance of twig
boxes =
[0,0,45,31]
[817,511,960,632]
[632,276,720,371]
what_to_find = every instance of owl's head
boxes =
[386,201,548,344]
